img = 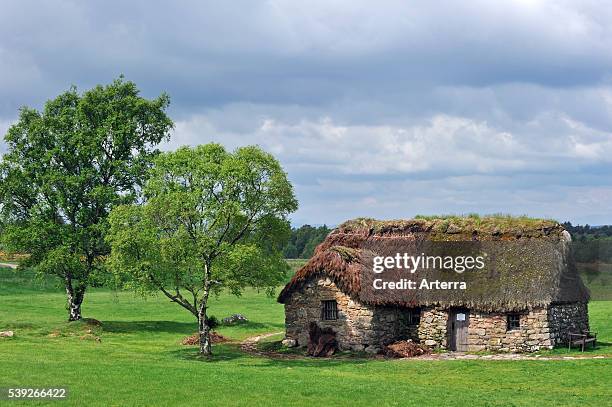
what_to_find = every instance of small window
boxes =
[407,308,421,325]
[321,300,338,320]
[507,313,521,330]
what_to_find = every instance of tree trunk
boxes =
[197,262,213,356]
[198,307,212,356]
[66,284,86,322]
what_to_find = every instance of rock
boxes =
[282,338,297,348]
[364,345,379,354]
[0,330,14,337]
[424,339,437,346]
[222,314,248,324]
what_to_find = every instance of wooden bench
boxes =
[568,331,597,352]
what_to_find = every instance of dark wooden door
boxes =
[450,309,469,351]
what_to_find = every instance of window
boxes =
[507,313,521,330]
[321,300,338,320]
[407,308,421,325]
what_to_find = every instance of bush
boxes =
[207,315,219,329]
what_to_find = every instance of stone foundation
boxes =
[284,277,589,353]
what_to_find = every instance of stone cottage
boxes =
[278,217,590,353]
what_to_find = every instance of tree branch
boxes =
[147,273,197,316]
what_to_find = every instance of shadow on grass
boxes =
[102,320,284,335]
[169,344,247,362]
[169,343,373,367]
[219,321,284,331]
[102,320,196,335]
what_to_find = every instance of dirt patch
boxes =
[181,332,228,346]
[414,352,609,361]
[239,332,303,360]
[239,333,610,361]
[46,319,103,341]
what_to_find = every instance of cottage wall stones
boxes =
[284,277,416,352]
[284,278,590,353]
[417,307,448,348]
[464,308,551,352]
[548,303,589,345]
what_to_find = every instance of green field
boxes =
[577,263,612,301]
[0,266,611,406]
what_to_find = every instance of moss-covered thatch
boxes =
[278,216,589,311]
[337,215,561,241]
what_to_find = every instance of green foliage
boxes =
[0,77,173,320]
[564,222,612,240]
[282,224,331,258]
[282,242,299,258]
[207,315,220,329]
[106,143,297,353]
[563,222,612,264]
[284,258,308,282]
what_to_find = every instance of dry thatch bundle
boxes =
[278,216,589,312]
[181,332,228,345]
[385,340,432,358]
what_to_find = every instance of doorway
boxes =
[449,308,469,351]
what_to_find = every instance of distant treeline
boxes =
[282,225,331,259]
[282,222,612,261]
[562,222,612,239]
[563,222,612,263]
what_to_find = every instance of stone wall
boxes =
[465,308,552,352]
[548,302,589,345]
[427,304,589,352]
[284,277,418,352]
[284,278,589,353]
[417,307,448,348]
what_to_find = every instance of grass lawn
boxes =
[577,262,612,301]
[0,267,611,406]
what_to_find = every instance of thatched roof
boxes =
[278,216,590,311]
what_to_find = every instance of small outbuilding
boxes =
[278,217,590,353]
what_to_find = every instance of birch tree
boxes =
[106,144,297,356]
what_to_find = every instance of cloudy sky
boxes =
[2,1,612,225]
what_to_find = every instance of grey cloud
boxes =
[2,1,612,117]
[1,1,612,224]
